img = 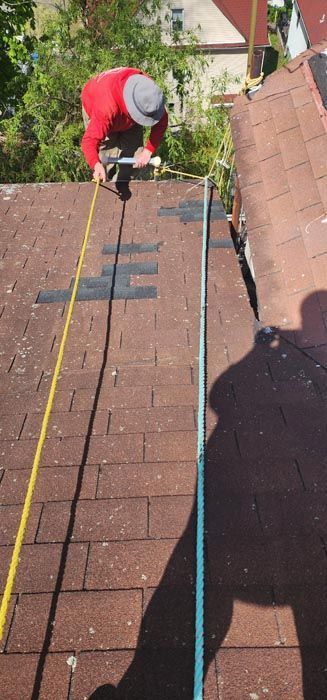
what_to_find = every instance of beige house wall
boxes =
[161,0,245,44]
[206,50,247,93]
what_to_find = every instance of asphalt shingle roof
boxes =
[0,178,326,698]
[231,40,327,368]
[297,0,327,45]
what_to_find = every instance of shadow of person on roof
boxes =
[88,291,327,700]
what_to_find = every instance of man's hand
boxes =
[133,148,152,168]
[93,162,106,182]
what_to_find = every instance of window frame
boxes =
[171,8,184,32]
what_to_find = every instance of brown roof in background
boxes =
[230,40,327,368]
[297,0,327,45]
[212,0,269,46]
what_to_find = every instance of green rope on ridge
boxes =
[193,175,210,700]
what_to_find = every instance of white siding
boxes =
[205,51,247,93]
[287,1,309,58]
[167,51,246,118]
[160,0,245,44]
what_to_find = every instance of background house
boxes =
[287,0,327,58]
[161,0,269,99]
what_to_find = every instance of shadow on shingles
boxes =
[88,291,327,700]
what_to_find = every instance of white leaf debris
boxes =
[66,656,77,671]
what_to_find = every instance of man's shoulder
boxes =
[94,67,142,84]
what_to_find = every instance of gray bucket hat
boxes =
[123,74,165,126]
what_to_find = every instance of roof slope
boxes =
[1,180,327,696]
[212,0,269,45]
[231,40,327,366]
[297,0,327,45]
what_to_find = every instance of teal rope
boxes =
[193,176,209,700]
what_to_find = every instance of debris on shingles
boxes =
[0,179,245,699]
[1,178,327,699]
[230,39,327,367]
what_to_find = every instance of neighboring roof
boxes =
[212,0,269,46]
[297,0,327,45]
[230,40,327,366]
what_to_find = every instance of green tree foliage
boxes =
[0,0,36,114]
[0,0,232,199]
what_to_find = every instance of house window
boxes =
[172,9,184,31]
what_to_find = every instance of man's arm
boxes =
[145,109,168,153]
[81,110,110,181]
[134,109,168,168]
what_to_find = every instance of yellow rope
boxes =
[0,178,100,641]
[158,124,231,184]
[158,121,234,192]
[159,166,205,180]
[241,72,264,95]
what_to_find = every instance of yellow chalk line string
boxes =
[0,178,100,640]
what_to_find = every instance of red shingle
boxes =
[86,539,194,590]
[309,256,327,303]
[317,175,327,208]
[248,100,272,127]
[0,543,88,593]
[51,590,142,651]
[286,162,321,211]
[109,405,195,434]
[253,120,280,161]
[97,461,196,499]
[217,649,304,699]
[233,145,262,188]
[149,495,194,538]
[297,204,327,258]
[291,84,314,108]
[266,192,301,244]
[260,154,289,200]
[241,183,271,230]
[279,237,315,294]
[305,134,327,179]
[250,225,282,278]
[269,93,299,134]
[278,125,309,171]
[296,101,326,142]
[0,503,41,545]
[144,430,197,462]
[0,652,72,700]
[290,290,327,347]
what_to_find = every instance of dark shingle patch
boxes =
[37,286,157,303]
[209,239,234,249]
[179,200,225,211]
[69,275,130,289]
[158,199,227,222]
[180,210,226,222]
[102,243,159,255]
[101,262,157,276]
[37,262,158,304]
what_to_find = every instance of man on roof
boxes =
[81,66,168,188]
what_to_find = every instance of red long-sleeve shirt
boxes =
[81,67,168,169]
